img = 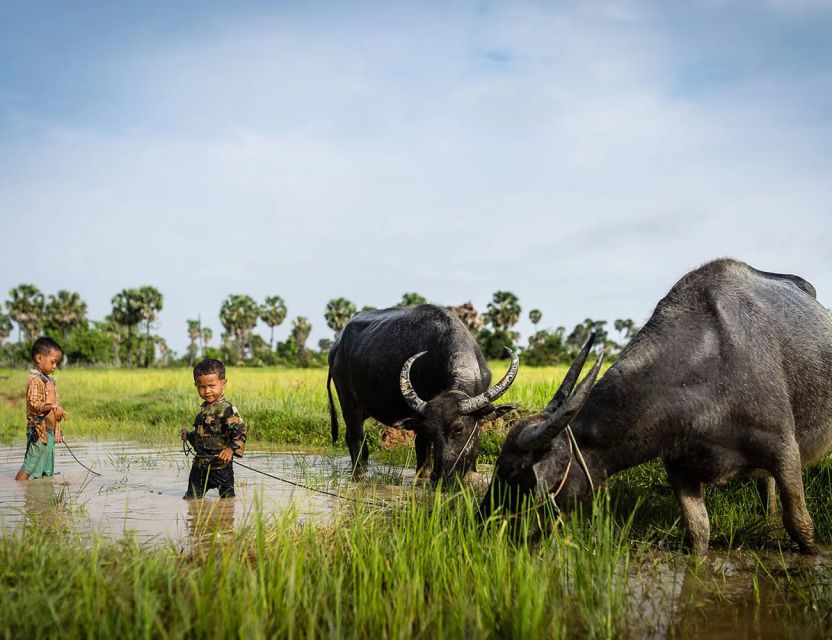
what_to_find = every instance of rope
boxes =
[181,441,385,507]
[61,440,101,476]
[447,420,481,477]
[484,425,594,522]
[565,425,594,496]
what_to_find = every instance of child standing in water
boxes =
[16,337,68,481]
[180,359,247,499]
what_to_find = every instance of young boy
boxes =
[16,336,68,481]
[180,359,247,499]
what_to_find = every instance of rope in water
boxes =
[61,440,101,476]
[181,441,386,507]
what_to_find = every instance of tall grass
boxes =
[0,488,639,639]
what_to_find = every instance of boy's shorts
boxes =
[184,463,235,499]
[21,429,55,479]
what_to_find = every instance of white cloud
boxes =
[1,1,830,352]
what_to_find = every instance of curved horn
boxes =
[459,348,520,415]
[516,348,605,451]
[544,332,596,414]
[400,351,428,415]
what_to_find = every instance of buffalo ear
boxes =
[396,417,423,431]
[478,403,518,422]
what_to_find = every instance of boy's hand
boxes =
[179,429,190,442]
[55,406,67,420]
[55,432,65,443]
[217,448,233,463]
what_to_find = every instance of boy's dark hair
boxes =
[193,358,226,380]
[32,336,63,360]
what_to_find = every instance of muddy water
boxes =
[3,440,831,637]
[626,551,832,639]
[0,440,412,544]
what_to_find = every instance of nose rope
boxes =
[486,425,593,522]
[565,425,594,497]
[448,420,480,477]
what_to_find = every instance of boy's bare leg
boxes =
[15,469,30,481]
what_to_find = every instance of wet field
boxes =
[3,441,832,637]
[0,440,413,544]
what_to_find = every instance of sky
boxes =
[1,0,830,353]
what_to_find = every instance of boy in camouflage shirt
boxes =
[180,359,247,499]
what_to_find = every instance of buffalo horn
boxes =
[459,348,520,415]
[543,332,596,414]
[516,348,605,451]
[400,351,428,415]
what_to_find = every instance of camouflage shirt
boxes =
[186,396,246,469]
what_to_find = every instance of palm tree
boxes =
[111,289,142,367]
[45,290,88,340]
[155,336,172,367]
[397,292,426,307]
[324,297,356,336]
[260,296,287,350]
[220,294,260,363]
[529,309,542,329]
[486,291,521,330]
[0,314,12,344]
[187,319,200,365]
[201,327,213,354]
[101,315,125,368]
[134,286,163,368]
[6,284,45,341]
[291,316,312,367]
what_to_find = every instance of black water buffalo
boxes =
[480,259,832,553]
[328,304,519,483]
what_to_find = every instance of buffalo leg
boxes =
[772,447,816,554]
[414,432,433,478]
[665,463,710,554]
[755,476,778,516]
[342,404,370,478]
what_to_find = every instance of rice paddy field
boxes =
[2,365,832,639]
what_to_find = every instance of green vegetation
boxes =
[0,283,641,369]
[3,366,832,637]
[0,491,641,639]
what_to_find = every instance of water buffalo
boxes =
[480,259,832,553]
[328,304,519,483]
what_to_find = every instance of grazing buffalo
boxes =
[328,304,519,483]
[480,259,832,553]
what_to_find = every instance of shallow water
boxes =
[3,440,831,637]
[0,439,413,544]
[626,550,832,639]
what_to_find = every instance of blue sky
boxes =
[1,0,830,352]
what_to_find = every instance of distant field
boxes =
[0,363,585,461]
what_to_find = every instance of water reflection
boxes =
[187,497,236,541]
[22,478,68,530]
[626,552,832,639]
[0,440,410,544]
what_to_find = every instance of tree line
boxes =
[0,285,639,368]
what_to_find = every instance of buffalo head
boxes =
[399,349,520,484]
[479,335,604,521]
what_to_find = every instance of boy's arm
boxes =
[222,405,247,457]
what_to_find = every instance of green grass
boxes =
[0,364,583,458]
[0,489,639,639]
[4,366,832,637]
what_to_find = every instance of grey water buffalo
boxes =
[328,304,519,483]
[480,259,832,553]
